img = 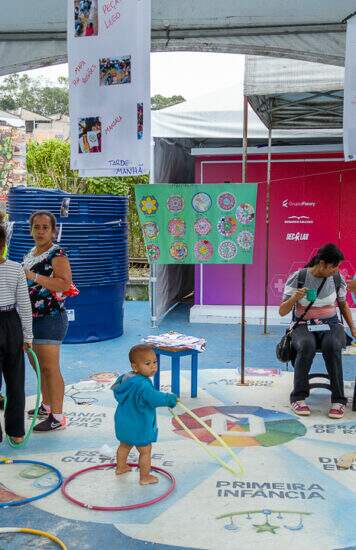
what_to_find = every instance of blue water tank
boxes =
[8,187,129,343]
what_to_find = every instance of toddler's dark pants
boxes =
[0,310,25,441]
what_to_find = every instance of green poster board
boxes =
[135,183,258,264]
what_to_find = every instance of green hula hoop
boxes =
[5,348,41,449]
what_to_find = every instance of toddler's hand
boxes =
[167,394,177,408]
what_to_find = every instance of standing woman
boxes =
[24,211,72,432]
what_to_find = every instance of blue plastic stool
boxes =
[153,347,199,398]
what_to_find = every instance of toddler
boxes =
[112,344,177,485]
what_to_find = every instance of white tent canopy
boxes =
[152,86,343,140]
[1,0,355,76]
[244,56,345,129]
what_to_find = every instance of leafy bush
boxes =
[26,139,148,257]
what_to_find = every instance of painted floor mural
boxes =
[0,368,355,550]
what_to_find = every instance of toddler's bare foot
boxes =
[10,436,24,444]
[337,452,356,470]
[116,465,132,475]
[140,474,159,485]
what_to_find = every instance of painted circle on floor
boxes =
[171,405,307,448]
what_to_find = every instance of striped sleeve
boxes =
[16,266,33,342]
[282,271,299,301]
[337,274,347,303]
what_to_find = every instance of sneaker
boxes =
[0,395,4,411]
[33,413,67,432]
[291,401,311,416]
[328,403,346,419]
[28,404,49,418]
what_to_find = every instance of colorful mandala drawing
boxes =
[146,243,160,261]
[167,195,184,213]
[168,218,186,237]
[217,215,237,237]
[236,202,255,225]
[237,230,254,251]
[170,242,188,261]
[218,192,236,211]
[142,221,159,240]
[218,240,237,260]
[194,217,212,236]
[140,195,158,215]
[192,192,212,213]
[194,240,214,261]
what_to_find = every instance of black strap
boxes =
[333,271,344,324]
[292,272,326,329]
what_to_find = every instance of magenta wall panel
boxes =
[194,152,356,307]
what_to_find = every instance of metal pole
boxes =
[263,128,272,335]
[149,138,157,328]
[240,95,248,385]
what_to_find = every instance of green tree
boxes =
[0,72,184,116]
[26,139,148,257]
[151,94,185,110]
[0,74,69,117]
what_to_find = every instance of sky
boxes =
[8,52,245,102]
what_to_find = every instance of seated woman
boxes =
[279,243,356,419]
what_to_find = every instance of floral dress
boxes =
[23,245,67,318]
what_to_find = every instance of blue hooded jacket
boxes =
[112,372,177,446]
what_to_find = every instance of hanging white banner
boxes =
[68,0,151,176]
[343,15,356,161]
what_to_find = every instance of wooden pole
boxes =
[240,96,248,384]
[263,128,272,335]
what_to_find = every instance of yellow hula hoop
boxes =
[170,401,244,477]
[0,528,67,549]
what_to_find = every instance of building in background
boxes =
[12,108,70,141]
[0,110,26,209]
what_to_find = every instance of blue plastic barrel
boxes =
[8,186,128,223]
[7,187,129,343]
[64,284,126,343]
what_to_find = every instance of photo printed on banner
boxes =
[137,103,143,139]
[74,0,98,37]
[99,56,131,86]
[78,117,102,154]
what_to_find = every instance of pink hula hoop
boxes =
[61,462,176,511]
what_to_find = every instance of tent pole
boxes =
[263,128,272,335]
[240,95,248,385]
[149,138,157,328]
